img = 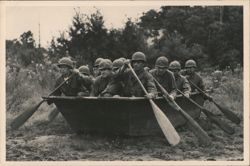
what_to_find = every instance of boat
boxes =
[43,92,204,136]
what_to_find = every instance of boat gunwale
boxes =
[43,92,202,101]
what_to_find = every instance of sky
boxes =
[6,5,162,48]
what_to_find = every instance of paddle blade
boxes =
[202,109,235,135]
[11,100,44,130]
[48,108,60,122]
[179,108,211,146]
[149,100,180,146]
[213,101,241,124]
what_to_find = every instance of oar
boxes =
[48,108,60,122]
[127,63,180,146]
[176,89,234,135]
[11,73,75,130]
[189,81,241,124]
[153,78,211,146]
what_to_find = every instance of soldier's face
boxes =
[170,69,180,77]
[59,66,71,76]
[93,67,100,77]
[156,67,167,75]
[100,68,112,78]
[112,67,119,74]
[186,67,195,74]
[132,61,144,72]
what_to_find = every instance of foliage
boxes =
[139,6,243,69]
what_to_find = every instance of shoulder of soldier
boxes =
[194,72,202,78]
[180,74,189,81]
[94,75,102,83]
[149,68,156,73]
[149,68,157,76]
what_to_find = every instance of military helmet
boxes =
[185,59,197,68]
[155,56,169,68]
[113,59,124,70]
[119,57,126,62]
[58,57,74,69]
[78,65,90,75]
[99,59,113,70]
[131,52,146,62]
[169,60,181,70]
[94,58,104,67]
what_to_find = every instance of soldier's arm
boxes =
[90,79,99,97]
[182,77,191,96]
[198,76,205,91]
[169,71,177,99]
[51,78,62,96]
[146,73,158,97]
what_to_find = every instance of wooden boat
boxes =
[44,92,204,136]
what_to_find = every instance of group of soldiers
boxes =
[52,51,205,100]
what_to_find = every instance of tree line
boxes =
[6,6,243,72]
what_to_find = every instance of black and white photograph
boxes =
[1,0,249,165]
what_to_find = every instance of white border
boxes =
[1,1,249,166]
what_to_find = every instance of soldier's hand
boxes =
[146,93,155,99]
[72,68,80,74]
[124,59,130,66]
[184,93,190,98]
[168,94,175,101]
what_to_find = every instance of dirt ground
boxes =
[6,108,243,161]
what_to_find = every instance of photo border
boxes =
[0,1,249,165]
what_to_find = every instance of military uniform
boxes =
[120,69,157,97]
[91,59,123,97]
[184,59,205,92]
[185,71,205,92]
[52,73,93,96]
[91,75,122,97]
[150,69,177,96]
[175,74,191,95]
[169,60,191,96]
[116,52,157,97]
[52,57,93,97]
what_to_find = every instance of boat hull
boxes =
[45,93,204,136]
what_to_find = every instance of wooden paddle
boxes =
[153,78,211,145]
[176,89,234,135]
[11,73,75,130]
[47,108,60,122]
[128,63,180,146]
[189,81,241,124]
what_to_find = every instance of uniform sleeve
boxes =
[198,76,205,91]
[100,81,122,97]
[182,77,191,95]
[51,78,62,96]
[146,73,158,97]
[90,79,99,97]
[169,72,177,98]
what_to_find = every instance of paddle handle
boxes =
[47,73,76,97]
[127,63,149,95]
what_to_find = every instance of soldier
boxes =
[112,58,124,74]
[212,69,223,88]
[169,60,191,98]
[78,65,94,96]
[117,52,157,99]
[149,56,176,100]
[93,58,104,78]
[51,57,93,97]
[184,59,205,92]
[91,59,122,97]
